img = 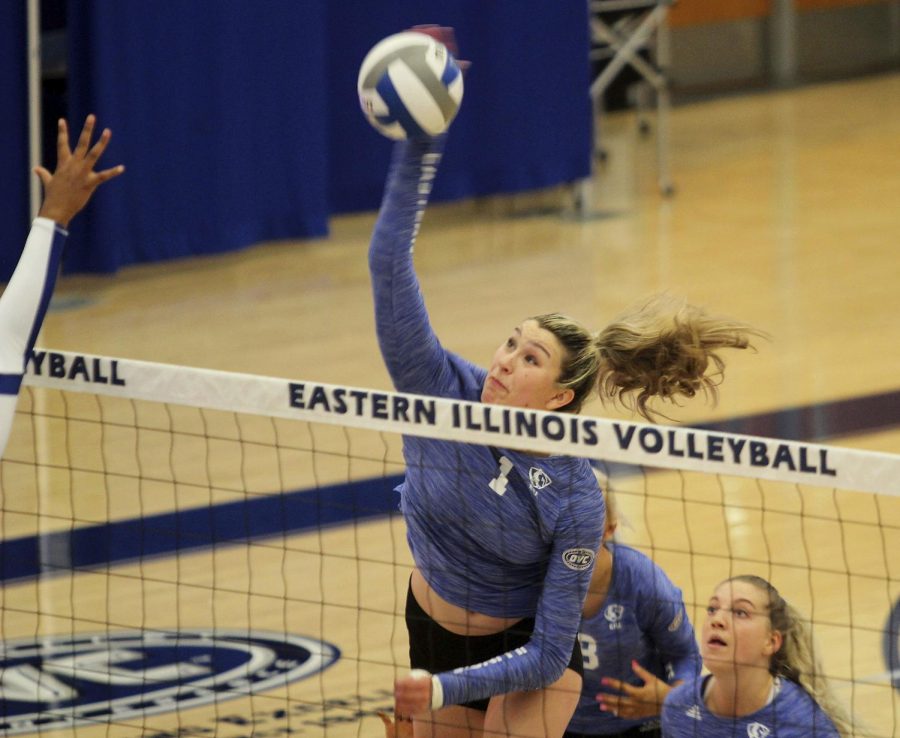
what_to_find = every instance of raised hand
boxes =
[35,115,125,228]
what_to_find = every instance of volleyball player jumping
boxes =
[370,139,762,738]
[370,27,763,738]
[0,115,123,456]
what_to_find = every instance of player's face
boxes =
[481,320,574,410]
[701,580,781,676]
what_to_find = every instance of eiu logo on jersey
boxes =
[562,548,595,571]
[747,723,771,738]
[686,704,702,720]
[604,604,625,629]
[528,467,551,495]
[0,629,339,736]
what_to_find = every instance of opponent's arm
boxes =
[0,220,66,373]
[0,115,123,456]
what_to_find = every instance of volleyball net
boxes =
[1,349,898,736]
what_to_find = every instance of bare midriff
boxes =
[410,567,524,636]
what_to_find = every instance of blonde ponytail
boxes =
[533,293,765,420]
[595,294,765,420]
[728,575,859,737]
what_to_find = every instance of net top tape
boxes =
[23,349,900,496]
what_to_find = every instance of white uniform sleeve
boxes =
[0,217,68,455]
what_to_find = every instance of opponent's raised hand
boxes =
[35,115,125,228]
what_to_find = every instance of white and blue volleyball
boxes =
[357,31,464,140]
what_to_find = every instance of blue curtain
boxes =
[327,1,594,210]
[56,0,591,274]
[0,3,30,282]
[65,0,331,273]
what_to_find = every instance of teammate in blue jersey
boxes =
[0,115,124,457]
[565,489,700,738]
[372,26,763,738]
[661,575,854,737]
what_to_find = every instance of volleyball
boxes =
[357,31,464,140]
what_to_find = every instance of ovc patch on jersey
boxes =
[668,608,684,632]
[562,548,595,571]
[0,629,339,736]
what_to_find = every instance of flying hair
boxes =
[534,293,767,420]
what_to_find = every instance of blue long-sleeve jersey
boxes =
[662,675,840,737]
[369,137,605,707]
[569,542,700,734]
[0,218,67,456]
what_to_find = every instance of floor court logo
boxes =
[0,629,340,736]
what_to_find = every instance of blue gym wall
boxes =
[0,2,31,282]
[0,1,593,278]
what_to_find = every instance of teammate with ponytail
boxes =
[662,575,854,736]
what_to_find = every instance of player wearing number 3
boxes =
[0,115,123,458]
[565,491,700,738]
[368,27,763,738]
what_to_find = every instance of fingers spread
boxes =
[56,118,71,163]
[601,677,636,696]
[631,660,654,680]
[33,166,52,188]
[94,164,126,184]
[85,128,112,165]
[74,114,97,157]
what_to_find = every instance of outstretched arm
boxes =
[368,27,472,396]
[368,136,456,394]
[0,115,123,456]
